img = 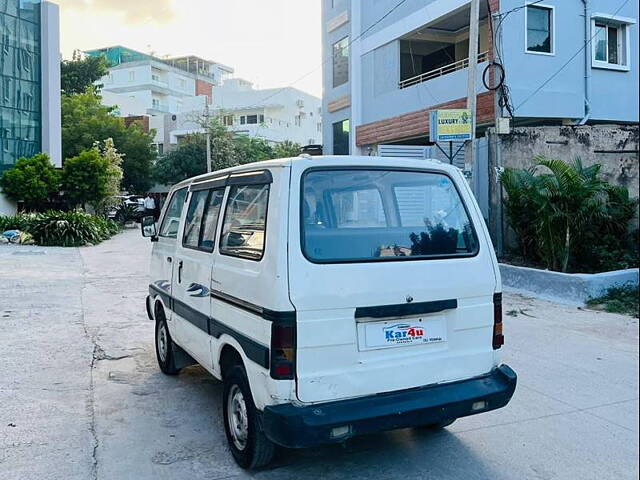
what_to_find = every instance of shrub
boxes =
[0,153,60,211]
[501,156,638,273]
[62,149,113,210]
[587,285,639,318]
[114,203,139,223]
[0,214,36,232]
[0,211,120,247]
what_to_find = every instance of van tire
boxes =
[223,365,275,469]
[155,314,181,375]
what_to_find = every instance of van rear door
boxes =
[288,163,498,404]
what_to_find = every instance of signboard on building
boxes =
[429,109,473,142]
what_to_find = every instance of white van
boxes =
[142,155,517,469]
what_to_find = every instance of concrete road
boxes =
[1,229,638,480]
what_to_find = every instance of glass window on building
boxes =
[332,119,350,155]
[526,5,553,54]
[593,20,630,67]
[246,114,258,124]
[0,0,42,173]
[332,36,349,87]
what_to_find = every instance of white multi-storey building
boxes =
[85,46,234,116]
[155,78,322,152]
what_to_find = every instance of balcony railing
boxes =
[399,51,489,89]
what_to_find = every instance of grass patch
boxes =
[587,285,639,318]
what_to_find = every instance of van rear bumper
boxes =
[262,364,517,449]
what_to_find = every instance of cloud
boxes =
[56,0,176,24]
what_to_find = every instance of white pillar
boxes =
[465,0,480,176]
[40,1,62,168]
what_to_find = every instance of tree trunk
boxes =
[562,224,571,273]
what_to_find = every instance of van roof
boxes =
[172,155,458,190]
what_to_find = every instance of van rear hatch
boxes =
[288,164,498,404]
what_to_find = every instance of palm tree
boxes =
[501,156,626,272]
[534,156,613,272]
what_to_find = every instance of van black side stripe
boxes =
[209,319,270,368]
[210,290,296,324]
[149,284,172,309]
[149,286,270,369]
[355,299,458,319]
[172,298,210,335]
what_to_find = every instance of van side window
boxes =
[159,187,187,238]
[183,190,209,248]
[200,189,225,251]
[219,184,269,261]
[182,188,226,251]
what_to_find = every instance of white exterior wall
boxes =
[0,193,17,216]
[100,91,148,117]
[99,61,202,116]
[212,82,322,146]
[41,1,62,168]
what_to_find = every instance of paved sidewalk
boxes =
[1,229,638,479]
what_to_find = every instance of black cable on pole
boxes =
[482,61,505,91]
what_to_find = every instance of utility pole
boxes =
[204,103,212,173]
[465,0,480,179]
[490,6,505,256]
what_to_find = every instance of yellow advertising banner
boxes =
[430,109,473,142]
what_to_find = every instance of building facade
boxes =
[321,0,638,155]
[154,78,322,152]
[0,0,61,215]
[86,46,234,116]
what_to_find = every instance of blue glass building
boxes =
[0,0,59,214]
[0,0,43,173]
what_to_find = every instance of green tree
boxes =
[272,140,301,159]
[0,153,60,211]
[61,92,155,193]
[501,156,635,272]
[61,50,109,95]
[234,136,273,164]
[153,135,208,185]
[62,149,112,209]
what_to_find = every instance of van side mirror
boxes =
[141,216,158,241]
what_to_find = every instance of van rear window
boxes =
[301,169,479,263]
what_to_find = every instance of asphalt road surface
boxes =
[1,229,638,479]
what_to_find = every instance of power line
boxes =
[514,0,631,112]
[239,0,410,110]
[500,0,546,17]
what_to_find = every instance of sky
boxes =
[55,0,323,98]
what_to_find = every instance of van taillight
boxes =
[270,324,295,380]
[493,293,504,350]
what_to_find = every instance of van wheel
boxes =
[155,315,180,375]
[223,365,275,469]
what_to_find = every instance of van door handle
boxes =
[178,260,183,284]
[166,256,172,263]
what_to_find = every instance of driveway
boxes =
[1,229,638,479]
